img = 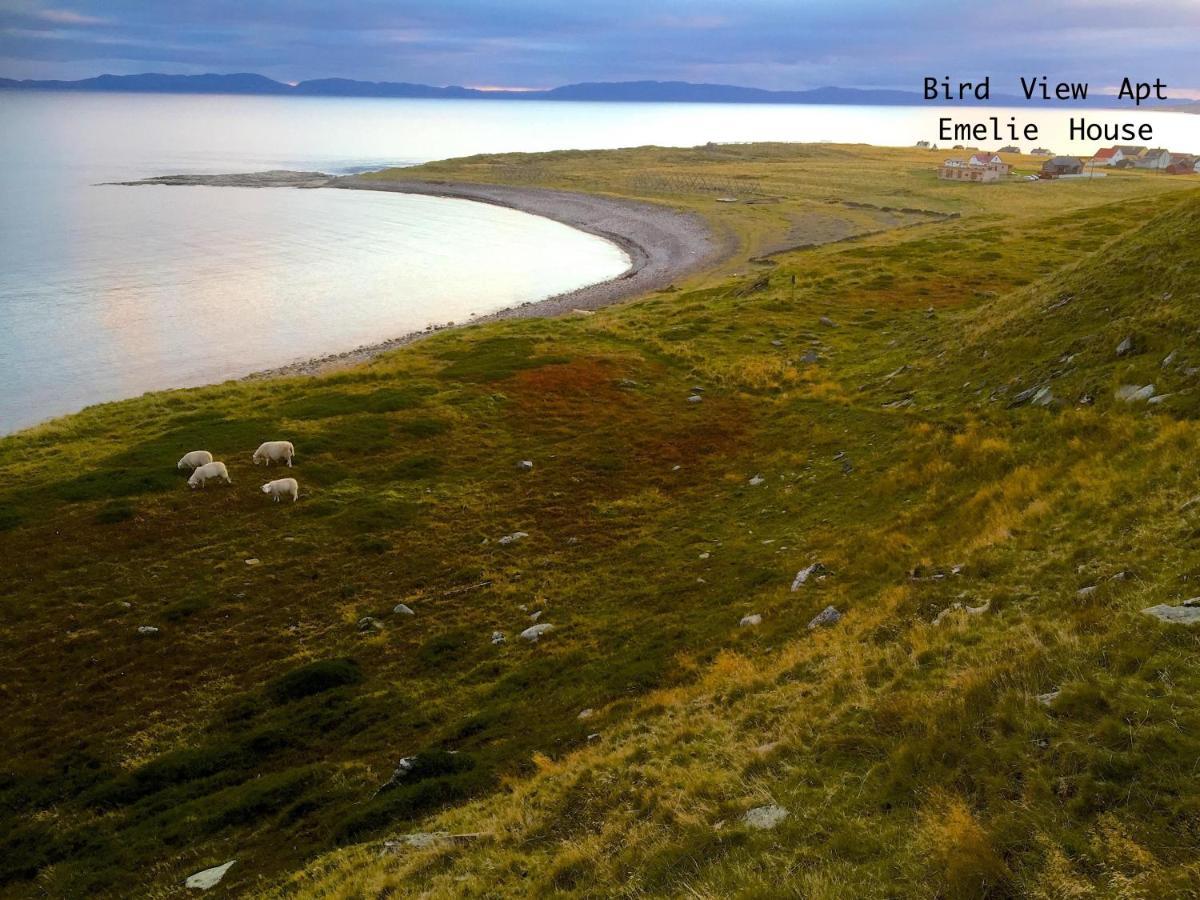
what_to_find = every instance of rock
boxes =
[390,757,417,780]
[185,860,236,890]
[520,623,555,642]
[691,386,706,393]
[807,605,842,629]
[699,551,710,560]
[1109,570,1134,582]
[965,600,990,615]
[743,804,789,830]
[1162,349,1178,368]
[749,474,766,486]
[393,603,415,616]
[819,316,836,328]
[791,563,828,590]
[587,732,602,741]
[1115,384,1155,403]
[1078,393,1095,406]
[1142,604,1200,625]
[357,617,384,632]
[137,625,159,636]
[687,395,703,404]
[1031,387,1055,407]
[516,460,534,473]
[577,708,595,720]
[1115,335,1137,357]
[1076,585,1097,600]
[491,630,506,645]
[244,558,260,566]
[1037,690,1060,707]
[800,349,820,364]
[740,613,763,627]
[529,610,543,622]
[1183,597,1200,608]
[498,531,529,545]
[771,339,784,347]
[1147,393,1173,405]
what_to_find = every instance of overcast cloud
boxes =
[1,0,1198,95]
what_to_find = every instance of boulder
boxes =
[516,460,534,473]
[743,804,789,830]
[577,708,595,720]
[687,395,703,404]
[498,531,529,545]
[1115,384,1155,403]
[1115,335,1137,357]
[491,631,506,645]
[137,625,159,636]
[357,617,384,632]
[185,860,236,891]
[740,613,763,627]
[819,316,836,328]
[1142,604,1200,625]
[748,474,765,486]
[1076,586,1097,600]
[791,563,828,590]
[393,603,415,616]
[1037,690,1060,707]
[807,605,842,629]
[520,623,556,642]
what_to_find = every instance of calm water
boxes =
[2,92,1199,433]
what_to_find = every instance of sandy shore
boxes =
[113,171,731,378]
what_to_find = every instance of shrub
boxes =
[266,658,363,705]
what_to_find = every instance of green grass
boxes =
[3,143,1200,897]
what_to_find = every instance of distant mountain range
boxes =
[0,72,1189,107]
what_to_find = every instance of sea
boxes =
[2,91,1198,433]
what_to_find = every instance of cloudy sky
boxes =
[2,0,1199,96]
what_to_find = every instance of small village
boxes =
[924,141,1200,183]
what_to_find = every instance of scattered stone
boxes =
[771,339,784,347]
[1115,335,1137,357]
[587,732,602,741]
[690,386,706,393]
[699,551,710,560]
[1162,349,1178,368]
[520,623,556,642]
[800,349,820,364]
[393,603,415,616]
[819,316,836,328]
[1109,570,1134,582]
[965,600,990,615]
[491,631,506,645]
[743,804,789,830]
[1142,604,1200,625]
[1031,386,1055,407]
[1115,384,1155,403]
[498,531,529,545]
[749,474,766,486]
[1183,597,1200,608]
[529,610,543,622]
[740,613,763,627]
[577,708,595,720]
[791,563,828,590]
[244,558,260,566]
[1076,585,1097,600]
[687,394,703,404]
[357,617,384,632]
[1078,393,1095,406]
[1037,690,1060,707]
[516,460,534,473]
[807,605,842,629]
[185,860,236,891]
[1147,393,1173,405]
[137,625,159,636]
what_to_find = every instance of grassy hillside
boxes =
[2,144,1199,897]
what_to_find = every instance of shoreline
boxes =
[110,171,733,379]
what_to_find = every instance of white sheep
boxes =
[261,477,299,503]
[188,461,231,489]
[177,450,213,470]
[253,441,295,467]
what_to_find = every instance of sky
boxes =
[2,0,1200,96]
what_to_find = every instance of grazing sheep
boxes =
[177,450,213,470]
[261,477,299,503]
[188,461,231,489]
[253,441,295,467]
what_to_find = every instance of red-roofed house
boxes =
[1091,147,1123,167]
